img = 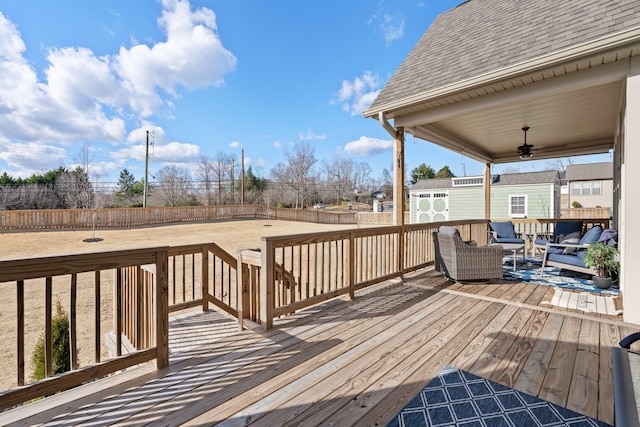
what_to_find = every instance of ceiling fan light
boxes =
[519,152,533,159]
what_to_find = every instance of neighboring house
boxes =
[409,171,560,224]
[566,162,613,209]
[371,190,386,200]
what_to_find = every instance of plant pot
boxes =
[592,276,612,289]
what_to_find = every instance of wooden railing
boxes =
[0,205,358,231]
[240,220,488,329]
[0,247,170,410]
[118,243,239,350]
[0,217,611,407]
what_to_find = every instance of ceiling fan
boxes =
[517,126,538,159]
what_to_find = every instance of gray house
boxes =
[566,161,613,209]
[410,170,561,223]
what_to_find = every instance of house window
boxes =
[509,195,527,218]
[572,183,581,195]
[573,180,602,195]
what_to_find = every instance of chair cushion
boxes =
[548,253,588,268]
[578,226,603,245]
[495,237,525,244]
[438,226,459,236]
[489,221,516,238]
[553,221,583,238]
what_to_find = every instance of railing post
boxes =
[155,249,169,369]
[237,251,245,331]
[348,232,355,300]
[201,247,209,312]
[398,225,405,281]
[260,239,274,329]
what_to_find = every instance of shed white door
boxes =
[416,192,449,223]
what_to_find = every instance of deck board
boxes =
[2,271,637,427]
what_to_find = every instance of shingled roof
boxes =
[368,0,640,113]
[412,170,559,189]
[566,161,613,181]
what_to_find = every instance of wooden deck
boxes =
[2,269,637,426]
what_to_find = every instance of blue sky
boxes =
[0,0,610,185]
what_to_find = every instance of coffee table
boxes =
[490,243,525,271]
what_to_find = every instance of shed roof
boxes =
[566,161,613,181]
[368,0,640,113]
[411,170,559,190]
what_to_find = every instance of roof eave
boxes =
[363,26,640,119]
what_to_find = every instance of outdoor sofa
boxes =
[539,225,605,276]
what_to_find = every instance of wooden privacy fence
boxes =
[0,205,358,230]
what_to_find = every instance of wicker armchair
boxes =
[434,226,504,281]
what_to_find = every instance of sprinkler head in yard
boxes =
[83,237,103,242]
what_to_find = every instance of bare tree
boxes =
[153,165,192,206]
[546,157,575,173]
[212,152,232,204]
[72,143,96,207]
[196,156,215,205]
[271,141,317,209]
[323,154,354,205]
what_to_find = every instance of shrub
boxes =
[571,201,582,208]
[31,300,71,381]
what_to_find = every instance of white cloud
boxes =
[273,140,282,149]
[115,0,237,116]
[368,5,405,46]
[344,136,393,156]
[298,129,326,141]
[0,137,67,176]
[0,1,235,176]
[229,141,241,148]
[245,156,267,167]
[379,13,405,46]
[112,140,200,164]
[334,71,381,116]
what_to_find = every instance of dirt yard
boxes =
[0,220,357,390]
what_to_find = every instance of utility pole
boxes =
[143,130,150,207]
[231,159,235,205]
[241,149,245,205]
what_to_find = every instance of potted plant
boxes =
[583,242,620,289]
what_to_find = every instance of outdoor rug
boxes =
[502,256,619,296]
[541,288,622,316]
[386,365,611,427]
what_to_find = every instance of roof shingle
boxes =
[369,0,640,111]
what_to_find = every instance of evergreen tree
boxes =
[434,166,455,178]
[409,163,435,184]
[31,300,71,381]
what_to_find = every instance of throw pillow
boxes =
[561,231,582,254]
[578,225,603,246]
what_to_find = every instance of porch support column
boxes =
[484,163,491,219]
[622,63,640,325]
[393,127,405,226]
